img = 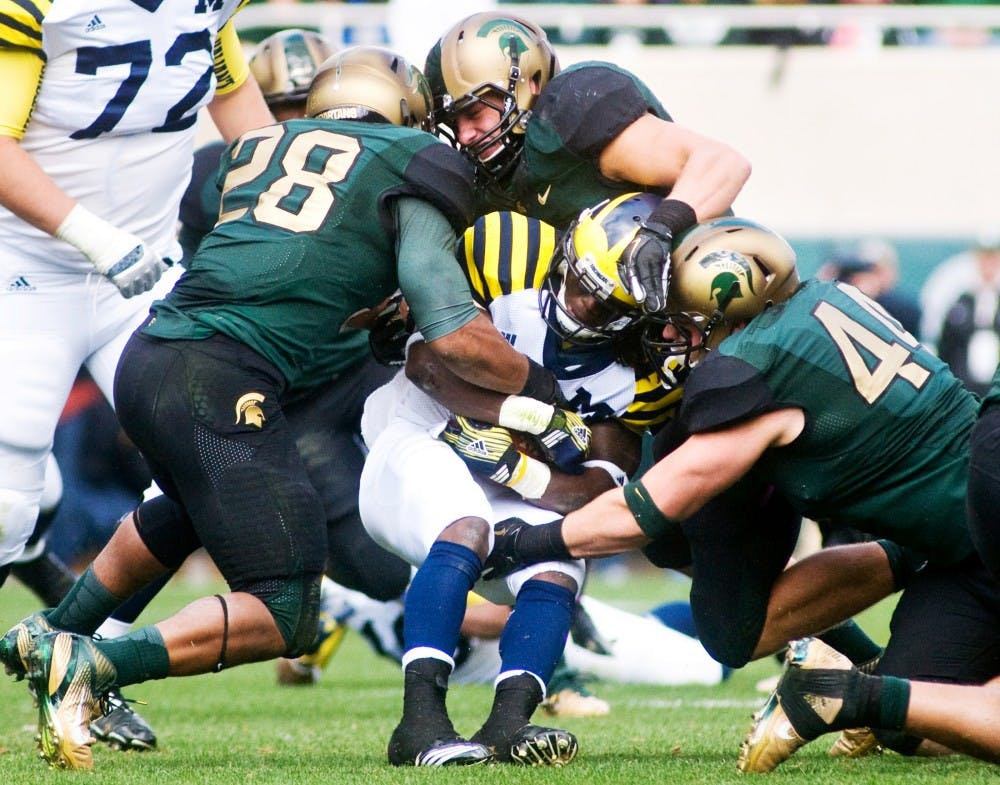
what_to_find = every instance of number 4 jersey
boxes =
[0,0,251,271]
[680,278,980,566]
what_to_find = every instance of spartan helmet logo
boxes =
[704,251,756,310]
[235,392,266,428]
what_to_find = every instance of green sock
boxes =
[876,675,911,730]
[94,626,171,688]
[48,565,126,635]
[816,619,883,667]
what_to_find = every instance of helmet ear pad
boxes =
[307,46,433,130]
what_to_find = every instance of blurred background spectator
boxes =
[922,229,1000,397]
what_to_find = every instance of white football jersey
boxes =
[0,0,245,272]
[362,287,639,445]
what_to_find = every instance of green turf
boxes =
[0,566,994,783]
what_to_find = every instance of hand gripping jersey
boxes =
[365,210,679,438]
[144,119,475,389]
[681,279,980,566]
[0,0,250,272]
[482,62,672,228]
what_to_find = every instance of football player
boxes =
[0,0,273,756]
[0,46,567,772]
[359,193,679,766]
[177,27,414,687]
[480,217,1000,768]
[424,11,751,312]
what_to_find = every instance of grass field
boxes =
[1,561,995,784]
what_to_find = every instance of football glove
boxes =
[441,416,551,499]
[621,221,673,313]
[481,516,533,580]
[620,199,697,313]
[497,396,591,474]
[56,204,167,298]
[534,408,591,474]
[368,291,413,366]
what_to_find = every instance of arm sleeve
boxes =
[212,18,250,95]
[394,196,481,342]
[0,47,43,139]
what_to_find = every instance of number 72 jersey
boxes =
[0,0,248,270]
[680,278,980,566]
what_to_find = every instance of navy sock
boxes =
[500,578,575,685]
[403,541,481,659]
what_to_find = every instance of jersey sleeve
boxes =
[212,17,251,95]
[458,211,557,306]
[384,141,475,235]
[394,195,480,342]
[0,0,46,138]
[619,370,683,435]
[532,63,661,158]
[679,353,778,434]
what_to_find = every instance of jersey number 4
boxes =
[216,125,361,233]
[813,284,930,405]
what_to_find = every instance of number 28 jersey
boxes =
[681,279,979,566]
[0,0,250,271]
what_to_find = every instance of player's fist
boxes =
[534,408,591,474]
[621,221,673,313]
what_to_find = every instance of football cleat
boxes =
[540,687,610,718]
[0,611,54,681]
[828,726,882,758]
[90,688,157,751]
[26,631,117,770]
[388,722,491,767]
[509,724,579,767]
[737,637,854,773]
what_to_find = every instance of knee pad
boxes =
[248,571,323,657]
[134,495,201,569]
[0,488,40,566]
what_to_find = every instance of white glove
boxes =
[56,204,167,298]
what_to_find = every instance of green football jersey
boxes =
[145,119,475,390]
[484,62,672,227]
[683,279,979,566]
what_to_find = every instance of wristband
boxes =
[498,395,555,436]
[507,454,552,500]
[55,204,136,274]
[623,479,677,538]
[581,459,628,488]
[518,358,560,404]
[647,198,697,237]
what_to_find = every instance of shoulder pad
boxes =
[459,211,557,305]
[680,354,776,433]
[399,142,476,234]
[533,63,670,157]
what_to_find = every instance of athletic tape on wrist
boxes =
[498,395,555,436]
[623,479,677,539]
[508,455,552,499]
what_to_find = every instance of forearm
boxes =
[0,136,75,234]
[665,140,751,221]
[207,78,274,144]
[427,314,531,394]
[405,339,510,419]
